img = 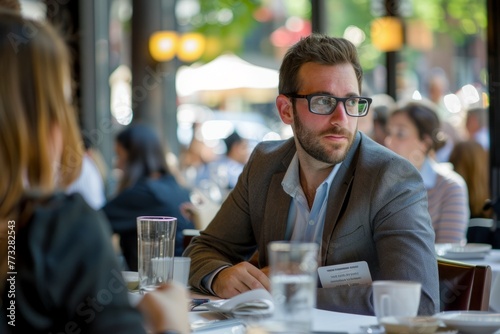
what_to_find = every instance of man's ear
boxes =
[276,94,293,125]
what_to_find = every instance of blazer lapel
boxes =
[260,143,295,262]
[264,171,290,241]
[320,133,361,264]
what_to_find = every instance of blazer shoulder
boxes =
[251,138,295,163]
[253,138,295,155]
[357,133,420,175]
[360,134,405,163]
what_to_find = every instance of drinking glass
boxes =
[266,241,319,333]
[137,216,177,292]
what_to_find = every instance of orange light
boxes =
[177,33,206,63]
[371,17,404,52]
[149,31,178,62]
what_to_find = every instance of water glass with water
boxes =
[267,241,318,333]
[137,216,177,292]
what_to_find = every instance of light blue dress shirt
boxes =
[281,153,341,246]
[202,153,341,293]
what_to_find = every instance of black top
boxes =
[0,193,145,333]
[102,174,194,271]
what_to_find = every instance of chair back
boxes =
[437,258,492,311]
[182,228,200,249]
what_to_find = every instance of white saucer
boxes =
[440,243,492,260]
[435,311,500,334]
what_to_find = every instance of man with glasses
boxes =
[185,34,439,316]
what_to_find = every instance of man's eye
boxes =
[316,97,333,106]
[346,99,357,107]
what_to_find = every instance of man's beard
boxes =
[293,105,356,164]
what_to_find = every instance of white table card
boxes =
[318,261,372,288]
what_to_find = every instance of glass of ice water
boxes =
[266,241,318,333]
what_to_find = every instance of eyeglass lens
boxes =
[310,96,369,115]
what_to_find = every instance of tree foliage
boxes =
[192,0,486,68]
[191,0,260,61]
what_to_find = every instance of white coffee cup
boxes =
[173,257,191,287]
[150,256,191,287]
[372,280,421,319]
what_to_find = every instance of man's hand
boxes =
[212,262,270,298]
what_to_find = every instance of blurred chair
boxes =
[467,218,495,244]
[469,218,495,229]
[438,258,492,311]
[182,228,200,250]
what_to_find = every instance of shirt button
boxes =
[309,220,315,225]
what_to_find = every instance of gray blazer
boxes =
[185,132,440,315]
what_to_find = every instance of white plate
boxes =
[435,243,463,256]
[435,311,500,334]
[440,243,492,260]
[446,243,492,254]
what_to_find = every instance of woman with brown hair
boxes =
[103,123,195,271]
[0,10,188,334]
[449,140,491,219]
[385,100,469,244]
[449,140,494,244]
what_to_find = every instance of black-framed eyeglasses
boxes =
[285,93,372,117]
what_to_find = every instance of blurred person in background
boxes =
[386,100,469,244]
[425,68,464,163]
[426,67,450,121]
[0,11,189,334]
[449,140,494,243]
[371,94,396,146]
[179,122,216,188]
[66,133,107,209]
[433,120,463,163]
[103,123,195,271]
[358,93,395,146]
[202,130,250,191]
[449,140,491,219]
[220,130,249,189]
[185,34,439,316]
[465,107,490,151]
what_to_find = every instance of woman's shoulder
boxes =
[432,161,467,189]
[26,192,111,246]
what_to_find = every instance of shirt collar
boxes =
[420,157,437,189]
[282,153,341,196]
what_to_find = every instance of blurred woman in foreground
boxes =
[0,10,188,333]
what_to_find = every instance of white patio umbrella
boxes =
[176,53,279,103]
